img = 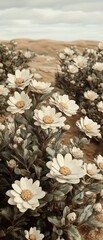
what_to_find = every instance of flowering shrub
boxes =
[0,41,103,240]
[56,44,103,132]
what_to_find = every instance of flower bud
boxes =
[0,123,5,131]
[59,53,65,59]
[0,63,3,68]
[67,212,76,222]
[93,203,102,212]
[7,159,17,169]
[14,136,23,144]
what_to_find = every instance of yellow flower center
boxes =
[99,162,103,170]
[16,100,25,108]
[85,124,92,131]
[87,169,94,176]
[59,166,71,175]
[43,115,54,124]
[29,234,36,240]
[21,189,32,201]
[59,101,68,110]
[15,78,24,85]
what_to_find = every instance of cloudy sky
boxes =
[0,0,103,41]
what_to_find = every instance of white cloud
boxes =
[0,0,102,41]
[0,8,103,24]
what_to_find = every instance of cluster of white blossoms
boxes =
[50,93,79,117]
[76,116,101,138]
[25,227,44,240]
[58,44,103,134]
[1,43,103,240]
[46,153,85,184]
[6,177,45,212]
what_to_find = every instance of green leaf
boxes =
[63,206,70,218]
[48,216,60,226]
[77,205,93,225]
[15,114,27,125]
[86,183,103,192]
[53,190,65,201]
[33,164,42,179]
[87,216,103,229]
[72,191,84,204]
[20,128,27,139]
[0,206,13,222]
[66,225,82,240]
[46,147,55,157]
[59,183,73,194]
[44,193,53,202]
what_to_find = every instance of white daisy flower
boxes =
[7,69,32,89]
[64,47,74,56]
[50,93,79,117]
[84,163,103,180]
[33,106,66,130]
[6,177,45,212]
[46,153,85,184]
[0,85,9,95]
[25,227,44,240]
[67,65,78,74]
[84,90,98,101]
[30,80,54,94]
[76,116,100,138]
[70,147,83,159]
[7,91,32,114]
[73,56,88,69]
[98,42,103,50]
[97,101,103,113]
[94,155,103,171]
[92,62,103,71]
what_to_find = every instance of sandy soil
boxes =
[0,39,103,240]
